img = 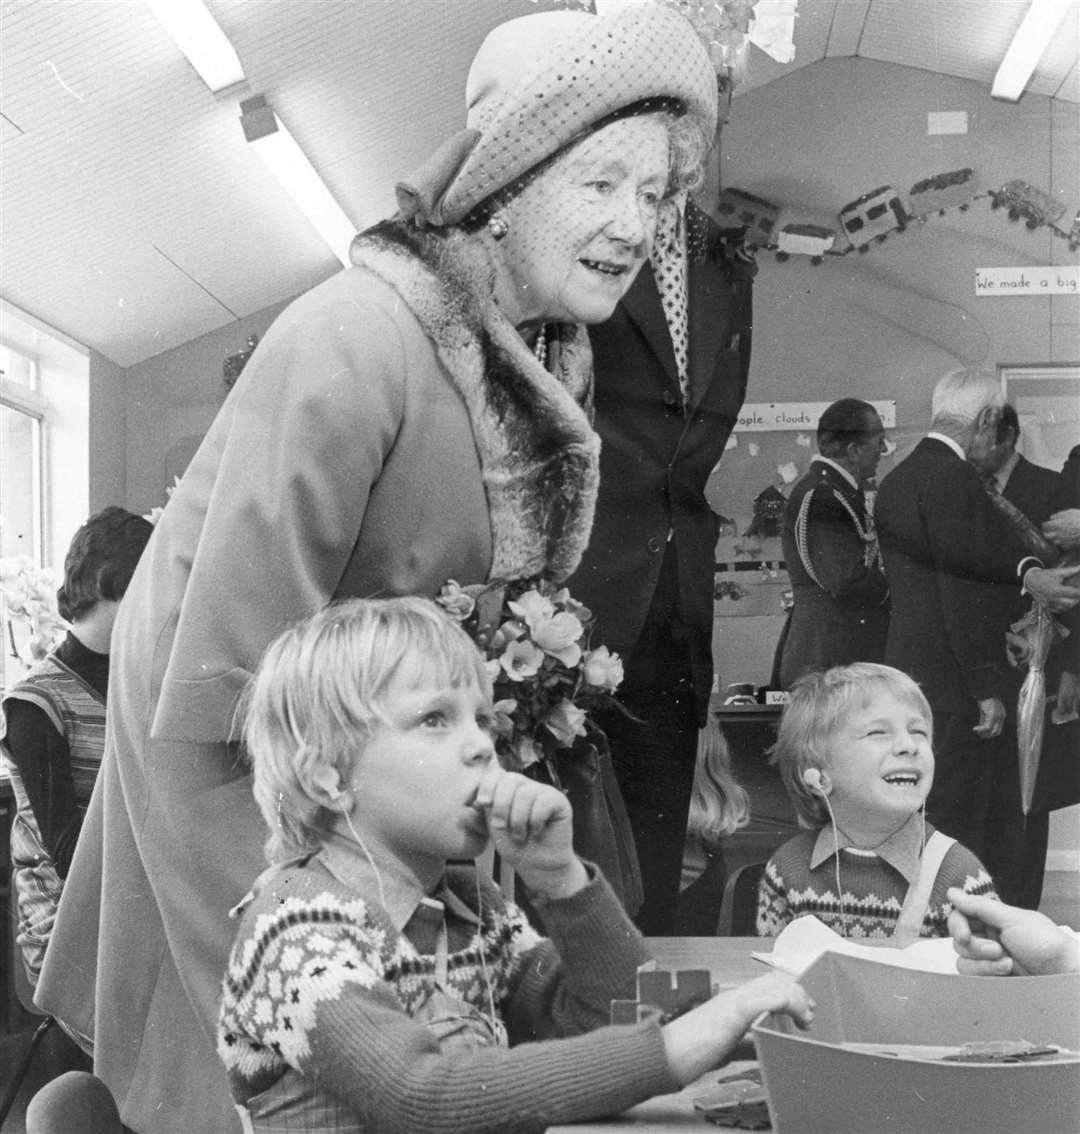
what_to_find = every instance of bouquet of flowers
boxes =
[1,554,67,667]
[436,577,626,774]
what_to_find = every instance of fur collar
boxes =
[350,221,598,583]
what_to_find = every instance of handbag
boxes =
[537,728,645,917]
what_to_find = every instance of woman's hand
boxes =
[946,887,1080,976]
[661,973,814,1086]
[473,768,587,900]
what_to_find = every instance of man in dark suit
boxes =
[777,398,890,688]
[568,195,754,935]
[876,369,1080,873]
[974,405,1074,906]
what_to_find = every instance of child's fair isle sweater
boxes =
[218,857,678,1134]
[756,820,997,939]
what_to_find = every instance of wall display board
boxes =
[1000,365,1080,470]
[706,401,902,691]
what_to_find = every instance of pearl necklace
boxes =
[533,324,548,369]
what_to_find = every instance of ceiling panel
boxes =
[1,0,1077,368]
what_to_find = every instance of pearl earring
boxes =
[487,213,509,241]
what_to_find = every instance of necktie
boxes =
[651,201,690,404]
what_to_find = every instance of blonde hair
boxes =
[687,717,750,846]
[241,596,492,864]
[769,663,933,827]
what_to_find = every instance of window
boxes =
[1,343,46,565]
[1,302,89,687]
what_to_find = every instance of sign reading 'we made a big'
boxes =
[976,266,1080,295]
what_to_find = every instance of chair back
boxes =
[25,1071,123,1134]
[715,860,766,936]
[10,866,47,1019]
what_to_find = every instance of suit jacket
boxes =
[1060,444,1080,503]
[999,454,1080,814]
[877,437,1042,716]
[778,459,890,686]
[568,201,754,724]
[990,454,1071,632]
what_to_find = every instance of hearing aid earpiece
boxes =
[803,767,829,795]
[311,766,347,803]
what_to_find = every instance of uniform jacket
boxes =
[876,437,1039,715]
[778,458,890,686]
[36,221,600,1134]
[568,201,754,724]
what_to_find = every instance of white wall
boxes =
[121,299,294,516]
[89,348,126,512]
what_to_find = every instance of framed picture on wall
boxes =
[999,363,1080,472]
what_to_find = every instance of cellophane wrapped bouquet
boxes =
[436,578,625,775]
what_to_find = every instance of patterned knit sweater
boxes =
[756,826,997,939]
[1,639,107,984]
[218,858,678,1134]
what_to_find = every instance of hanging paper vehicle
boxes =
[838,186,908,249]
[1065,211,1080,251]
[715,187,781,249]
[990,179,1066,229]
[906,168,981,219]
[775,223,836,262]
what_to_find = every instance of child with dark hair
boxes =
[1,505,153,987]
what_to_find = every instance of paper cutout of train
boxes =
[713,169,1072,259]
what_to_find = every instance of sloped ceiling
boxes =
[1,0,1077,367]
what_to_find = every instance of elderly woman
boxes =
[35,6,718,1132]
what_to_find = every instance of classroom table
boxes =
[548,936,773,1133]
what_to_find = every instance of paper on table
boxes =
[752,915,962,975]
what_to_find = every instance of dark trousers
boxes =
[599,546,700,936]
[928,708,1027,904]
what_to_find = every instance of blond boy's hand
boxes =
[662,972,814,1086]
[474,768,588,900]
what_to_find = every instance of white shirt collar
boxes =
[809,812,925,886]
[927,431,966,461]
[992,450,1021,493]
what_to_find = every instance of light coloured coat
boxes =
[36,221,599,1134]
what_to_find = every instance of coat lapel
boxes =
[620,260,683,394]
[686,252,731,409]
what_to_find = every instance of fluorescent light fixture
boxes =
[992,0,1073,101]
[241,96,356,266]
[144,0,245,93]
